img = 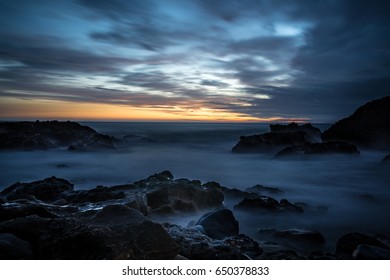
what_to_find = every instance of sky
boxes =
[0,0,389,122]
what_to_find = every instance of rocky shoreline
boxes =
[1,96,389,259]
[1,171,389,260]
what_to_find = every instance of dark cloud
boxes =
[1,0,389,121]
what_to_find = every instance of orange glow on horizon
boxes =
[0,97,309,123]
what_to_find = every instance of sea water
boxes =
[1,122,389,252]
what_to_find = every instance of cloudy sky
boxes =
[0,0,389,122]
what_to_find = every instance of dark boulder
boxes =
[234,196,303,213]
[232,131,307,153]
[0,233,34,259]
[165,224,262,260]
[382,154,390,162]
[0,120,115,150]
[322,96,390,149]
[195,208,239,239]
[75,205,180,259]
[232,123,322,153]
[335,232,389,257]
[1,177,74,202]
[144,172,224,215]
[275,141,360,157]
[273,229,325,244]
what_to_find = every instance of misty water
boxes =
[1,122,389,253]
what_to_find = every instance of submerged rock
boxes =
[275,141,360,157]
[234,196,304,213]
[382,154,390,163]
[322,96,390,149]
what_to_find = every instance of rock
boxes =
[234,196,304,213]
[144,172,224,215]
[0,205,180,259]
[270,123,322,142]
[256,249,303,260]
[275,141,360,157]
[232,131,307,153]
[232,123,322,153]
[0,120,115,150]
[273,229,325,244]
[246,184,284,195]
[195,209,239,239]
[382,154,390,162]
[0,233,34,259]
[79,205,179,259]
[165,224,262,260]
[335,232,389,257]
[1,177,74,202]
[66,187,126,203]
[202,181,254,199]
[352,244,390,260]
[0,203,57,222]
[322,96,390,149]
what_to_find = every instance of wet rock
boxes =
[232,123,322,153]
[234,196,303,213]
[0,205,179,259]
[203,181,254,199]
[273,229,325,244]
[0,233,34,259]
[165,224,262,260]
[1,177,74,202]
[335,232,389,257]
[352,244,390,259]
[66,187,126,203]
[322,96,390,149]
[275,141,360,157]
[195,208,239,239]
[0,120,115,150]
[0,203,57,222]
[144,173,224,215]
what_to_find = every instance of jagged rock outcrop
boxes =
[322,96,390,149]
[0,120,115,150]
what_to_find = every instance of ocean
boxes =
[1,122,389,252]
